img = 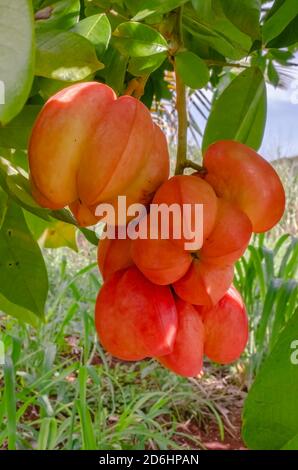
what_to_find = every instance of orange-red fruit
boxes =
[199,286,248,364]
[152,175,218,250]
[29,82,168,226]
[158,299,204,377]
[95,267,178,361]
[173,259,234,307]
[200,198,252,265]
[131,214,192,285]
[204,140,285,233]
[97,228,134,281]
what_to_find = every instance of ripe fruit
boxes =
[29,82,168,226]
[173,259,234,307]
[152,175,218,249]
[158,299,204,377]
[199,286,248,364]
[95,267,178,361]
[97,231,134,281]
[131,214,192,285]
[204,140,285,233]
[200,198,252,265]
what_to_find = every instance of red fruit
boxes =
[29,82,169,226]
[152,174,218,249]
[204,140,285,233]
[173,259,234,307]
[158,299,204,377]
[200,198,252,265]
[95,267,178,361]
[131,214,192,285]
[97,229,133,281]
[199,286,248,364]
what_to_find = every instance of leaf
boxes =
[36,30,104,81]
[40,221,78,251]
[263,0,298,44]
[267,60,280,86]
[129,0,189,21]
[175,51,209,89]
[0,158,98,246]
[219,0,261,40]
[0,202,48,319]
[0,293,40,327]
[0,106,42,149]
[269,48,294,64]
[242,309,298,449]
[202,67,267,152]
[0,188,7,229]
[267,14,298,48]
[24,211,50,239]
[185,2,252,60]
[72,14,111,57]
[0,0,35,125]
[35,0,80,32]
[128,53,166,76]
[282,433,298,450]
[113,22,168,57]
[101,47,128,94]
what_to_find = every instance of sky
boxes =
[190,62,298,162]
[260,83,298,160]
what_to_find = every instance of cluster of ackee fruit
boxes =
[29,82,286,377]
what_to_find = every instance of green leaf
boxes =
[0,293,40,327]
[101,47,128,94]
[263,0,298,44]
[202,67,267,152]
[267,60,280,86]
[3,357,16,450]
[175,51,209,89]
[128,53,166,76]
[0,0,35,125]
[0,158,98,246]
[40,221,78,251]
[282,433,298,450]
[242,309,298,449]
[0,105,42,150]
[0,202,48,319]
[36,30,104,81]
[24,211,50,239]
[185,2,252,60]
[0,188,7,229]
[129,0,188,21]
[35,0,80,32]
[267,14,298,48]
[269,48,294,64]
[219,0,261,40]
[72,14,111,57]
[113,22,168,57]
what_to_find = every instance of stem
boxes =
[205,60,248,68]
[174,64,188,175]
[174,7,188,175]
[123,75,149,99]
[185,160,206,174]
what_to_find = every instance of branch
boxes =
[184,160,206,174]
[174,63,188,175]
[174,7,188,175]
